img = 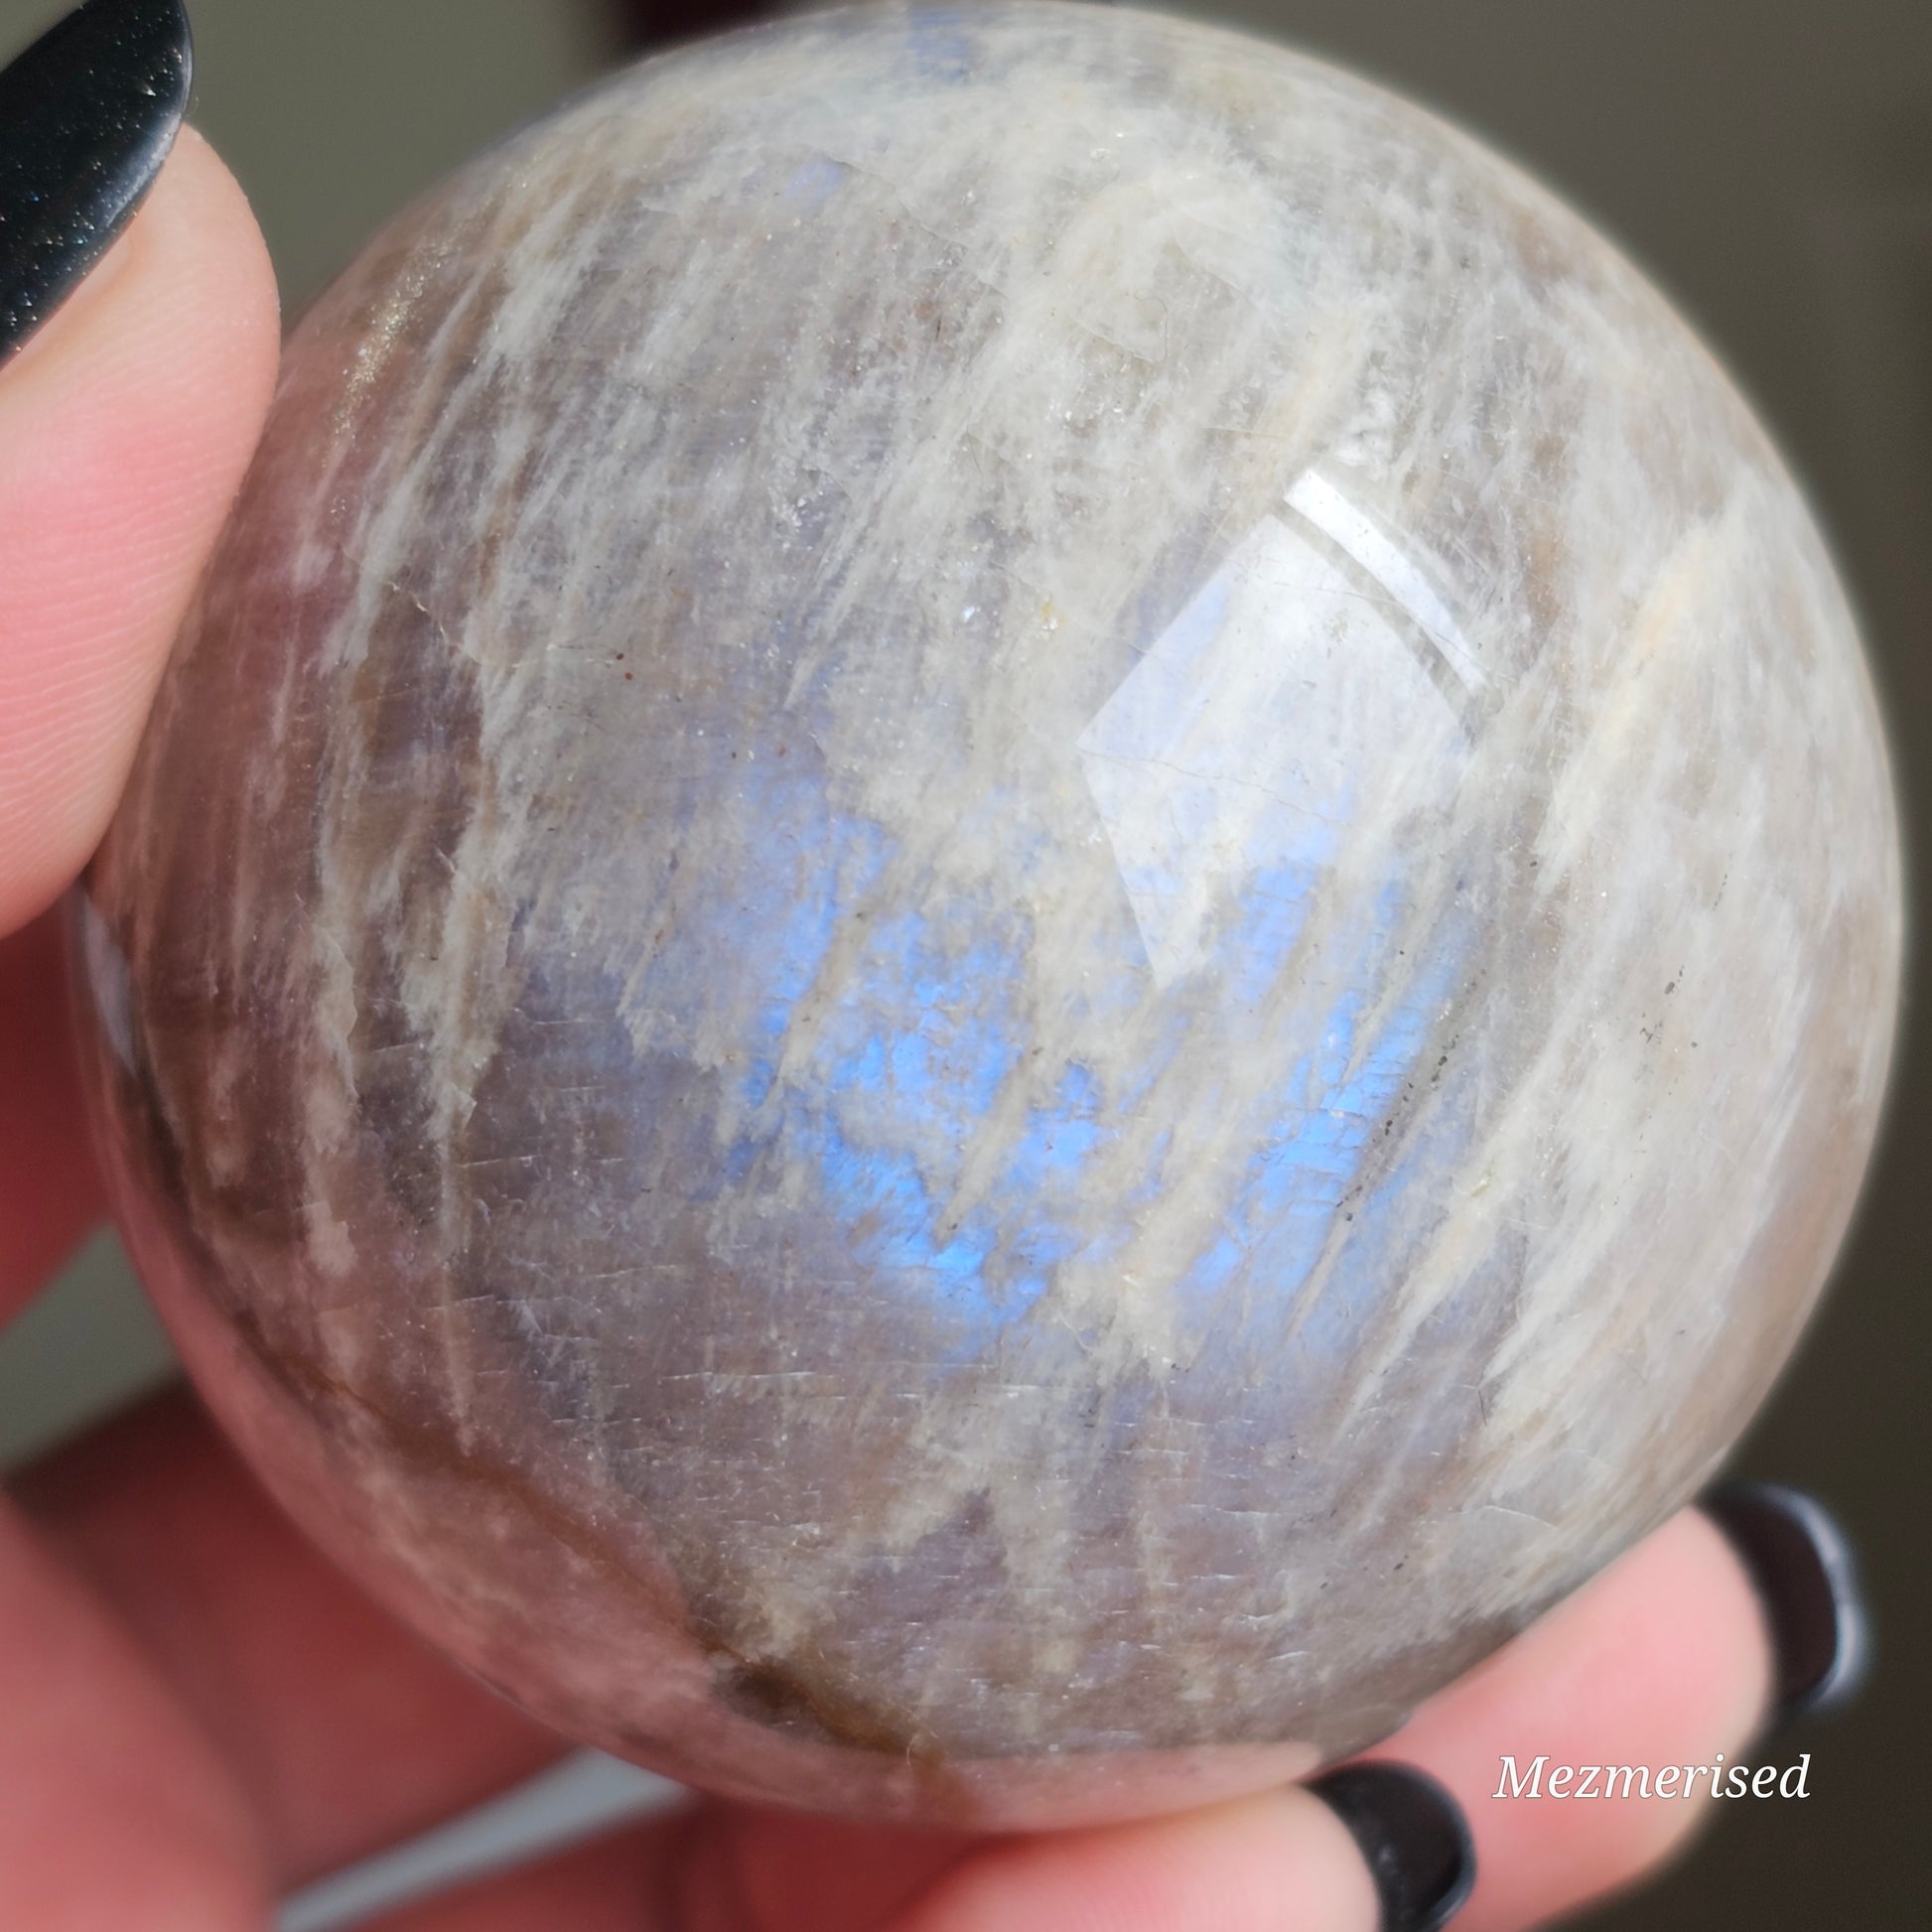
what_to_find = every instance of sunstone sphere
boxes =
[75,1,1901,1826]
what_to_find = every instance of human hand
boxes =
[0,4,1863,1927]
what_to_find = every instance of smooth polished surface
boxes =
[74,2,1901,1826]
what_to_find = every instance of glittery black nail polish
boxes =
[1703,1480,1869,1728]
[0,0,192,362]
[1311,1761,1475,1932]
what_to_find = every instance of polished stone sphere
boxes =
[73,2,1901,1827]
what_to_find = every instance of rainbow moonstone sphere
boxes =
[73,2,1901,1826]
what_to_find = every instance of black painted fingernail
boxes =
[0,0,193,362]
[1310,1761,1474,1932]
[1702,1479,1868,1727]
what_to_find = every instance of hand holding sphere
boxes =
[0,2,1888,1926]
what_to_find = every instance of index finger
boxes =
[0,121,279,934]
[0,102,278,1310]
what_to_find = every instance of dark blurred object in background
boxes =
[620,0,778,51]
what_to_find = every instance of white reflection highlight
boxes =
[1287,470,1488,695]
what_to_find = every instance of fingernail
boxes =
[1702,1479,1869,1727]
[1309,1761,1475,1932]
[0,0,193,362]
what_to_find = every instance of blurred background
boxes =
[0,0,1925,1924]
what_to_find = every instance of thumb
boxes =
[0,0,279,934]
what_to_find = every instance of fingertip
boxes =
[121,124,282,387]
[1276,1788,1391,1932]
[1308,1761,1475,1932]
[886,1786,1382,1932]
[1372,1508,1779,1931]
[1657,1505,1785,1743]
[0,123,279,932]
